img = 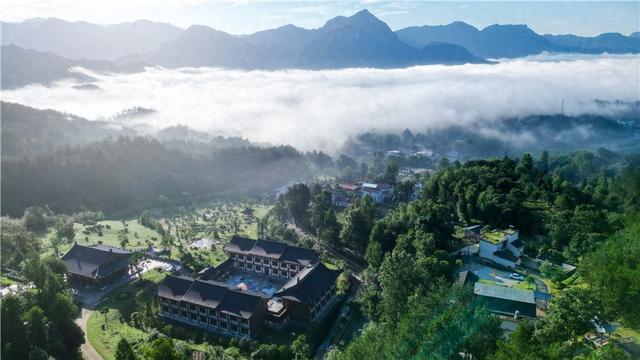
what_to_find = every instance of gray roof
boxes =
[276,263,339,304]
[61,243,131,279]
[474,282,535,304]
[225,236,319,266]
[157,275,268,319]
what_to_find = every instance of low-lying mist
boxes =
[3,53,639,153]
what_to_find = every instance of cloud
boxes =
[3,54,639,153]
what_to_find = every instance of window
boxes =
[240,328,249,334]
[271,260,277,266]
[199,315,207,323]
[162,305,169,313]
[199,306,206,313]
[190,313,198,321]
[247,264,253,270]
[180,310,187,318]
[256,265,262,272]
[171,307,178,315]
[263,258,268,264]
[239,262,245,268]
[230,325,239,332]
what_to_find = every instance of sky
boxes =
[2,1,639,36]
[3,54,638,152]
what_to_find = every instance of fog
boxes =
[3,53,639,152]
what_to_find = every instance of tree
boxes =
[115,338,137,360]
[28,348,49,360]
[23,307,49,351]
[23,206,52,232]
[54,218,75,240]
[581,213,640,327]
[0,217,40,269]
[143,338,185,360]
[285,183,311,228]
[291,335,310,360]
[340,196,375,254]
[1,295,28,360]
[534,287,600,347]
[336,270,352,296]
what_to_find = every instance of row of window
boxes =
[233,261,296,278]
[159,297,249,325]
[310,284,336,320]
[230,253,300,272]
[160,308,251,335]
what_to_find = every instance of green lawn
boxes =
[87,270,166,360]
[513,281,536,291]
[42,219,163,257]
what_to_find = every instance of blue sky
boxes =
[3,1,639,36]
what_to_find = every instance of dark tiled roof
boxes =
[61,243,131,279]
[157,275,267,319]
[252,239,287,259]
[224,236,255,253]
[157,275,193,300]
[224,236,319,266]
[276,263,339,304]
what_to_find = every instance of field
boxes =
[39,202,272,264]
[86,270,180,360]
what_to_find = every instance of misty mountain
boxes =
[397,23,567,58]
[0,101,137,158]
[396,22,640,58]
[350,113,637,160]
[128,10,485,69]
[1,18,183,60]
[544,33,640,54]
[297,10,485,68]
[1,45,146,89]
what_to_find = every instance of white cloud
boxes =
[3,54,639,152]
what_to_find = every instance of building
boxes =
[478,228,523,268]
[158,236,340,338]
[61,243,132,287]
[223,236,319,279]
[157,275,269,338]
[474,282,536,319]
[359,183,391,204]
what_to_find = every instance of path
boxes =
[76,308,103,360]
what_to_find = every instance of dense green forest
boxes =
[1,136,309,216]
[323,150,639,359]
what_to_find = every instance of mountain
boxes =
[397,22,640,58]
[544,33,640,54]
[1,45,146,89]
[397,22,566,58]
[130,9,485,69]
[1,18,183,60]
[0,102,137,158]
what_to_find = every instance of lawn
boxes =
[87,270,166,360]
[42,219,164,257]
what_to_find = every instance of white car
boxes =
[509,273,525,281]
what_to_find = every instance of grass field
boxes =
[41,219,164,257]
[87,270,166,360]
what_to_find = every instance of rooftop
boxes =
[224,236,319,267]
[158,275,268,319]
[482,230,508,244]
[61,243,131,279]
[474,282,535,304]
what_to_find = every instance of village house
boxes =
[61,243,132,287]
[477,228,523,268]
[157,236,340,338]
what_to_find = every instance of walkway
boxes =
[76,308,102,360]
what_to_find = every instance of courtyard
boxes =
[213,267,289,297]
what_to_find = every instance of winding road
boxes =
[76,308,103,360]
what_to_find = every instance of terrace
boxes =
[482,230,508,244]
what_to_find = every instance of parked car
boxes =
[509,273,525,281]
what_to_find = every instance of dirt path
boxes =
[76,308,103,360]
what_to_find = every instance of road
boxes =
[76,308,103,360]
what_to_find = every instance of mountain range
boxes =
[2,9,639,89]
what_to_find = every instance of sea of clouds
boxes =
[3,53,639,152]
